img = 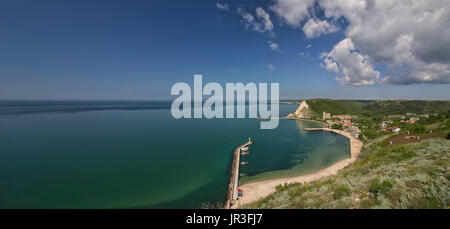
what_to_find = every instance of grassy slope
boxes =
[244,138,449,209]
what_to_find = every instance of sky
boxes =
[0,0,449,100]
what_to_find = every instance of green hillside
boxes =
[303,99,450,117]
[244,138,450,209]
[305,98,367,116]
[362,100,450,116]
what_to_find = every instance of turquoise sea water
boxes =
[0,101,349,208]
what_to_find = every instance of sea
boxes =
[0,101,349,208]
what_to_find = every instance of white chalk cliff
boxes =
[294,100,313,118]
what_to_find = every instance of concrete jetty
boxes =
[224,139,253,209]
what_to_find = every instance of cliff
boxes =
[294,100,313,118]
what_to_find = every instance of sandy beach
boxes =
[237,128,363,207]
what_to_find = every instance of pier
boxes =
[224,139,253,209]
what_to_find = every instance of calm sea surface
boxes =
[0,101,349,208]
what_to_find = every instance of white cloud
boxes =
[216,2,229,11]
[268,41,280,52]
[237,7,261,31]
[270,43,279,51]
[270,0,450,85]
[302,18,339,38]
[321,57,338,72]
[268,64,275,70]
[306,44,312,48]
[321,38,381,86]
[256,7,274,33]
[237,7,274,35]
[317,0,450,85]
[270,0,315,27]
[231,68,239,72]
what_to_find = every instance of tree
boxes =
[331,124,343,130]
[410,123,426,133]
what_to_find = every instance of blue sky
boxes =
[0,0,449,100]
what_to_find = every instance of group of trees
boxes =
[331,124,343,130]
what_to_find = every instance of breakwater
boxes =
[224,140,253,209]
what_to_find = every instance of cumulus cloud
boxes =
[256,7,274,33]
[270,43,279,51]
[237,7,259,31]
[268,64,275,70]
[321,38,381,86]
[269,0,450,85]
[268,41,280,52]
[317,0,450,85]
[302,18,339,38]
[216,2,229,11]
[270,0,315,27]
[237,7,274,35]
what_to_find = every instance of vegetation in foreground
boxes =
[243,138,449,209]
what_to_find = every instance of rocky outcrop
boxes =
[294,100,313,118]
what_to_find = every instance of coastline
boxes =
[299,118,329,127]
[237,127,363,207]
[286,116,330,127]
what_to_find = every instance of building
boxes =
[341,119,351,125]
[388,115,406,119]
[346,125,361,134]
[327,120,340,125]
[380,121,388,130]
[401,117,420,123]
[392,127,401,133]
[410,117,420,122]
[323,112,331,120]
[332,115,352,120]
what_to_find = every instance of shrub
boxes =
[359,198,377,209]
[408,197,440,209]
[410,123,426,133]
[389,146,416,162]
[369,179,394,196]
[275,182,302,193]
[385,190,401,203]
[333,184,351,200]
[331,124,343,130]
